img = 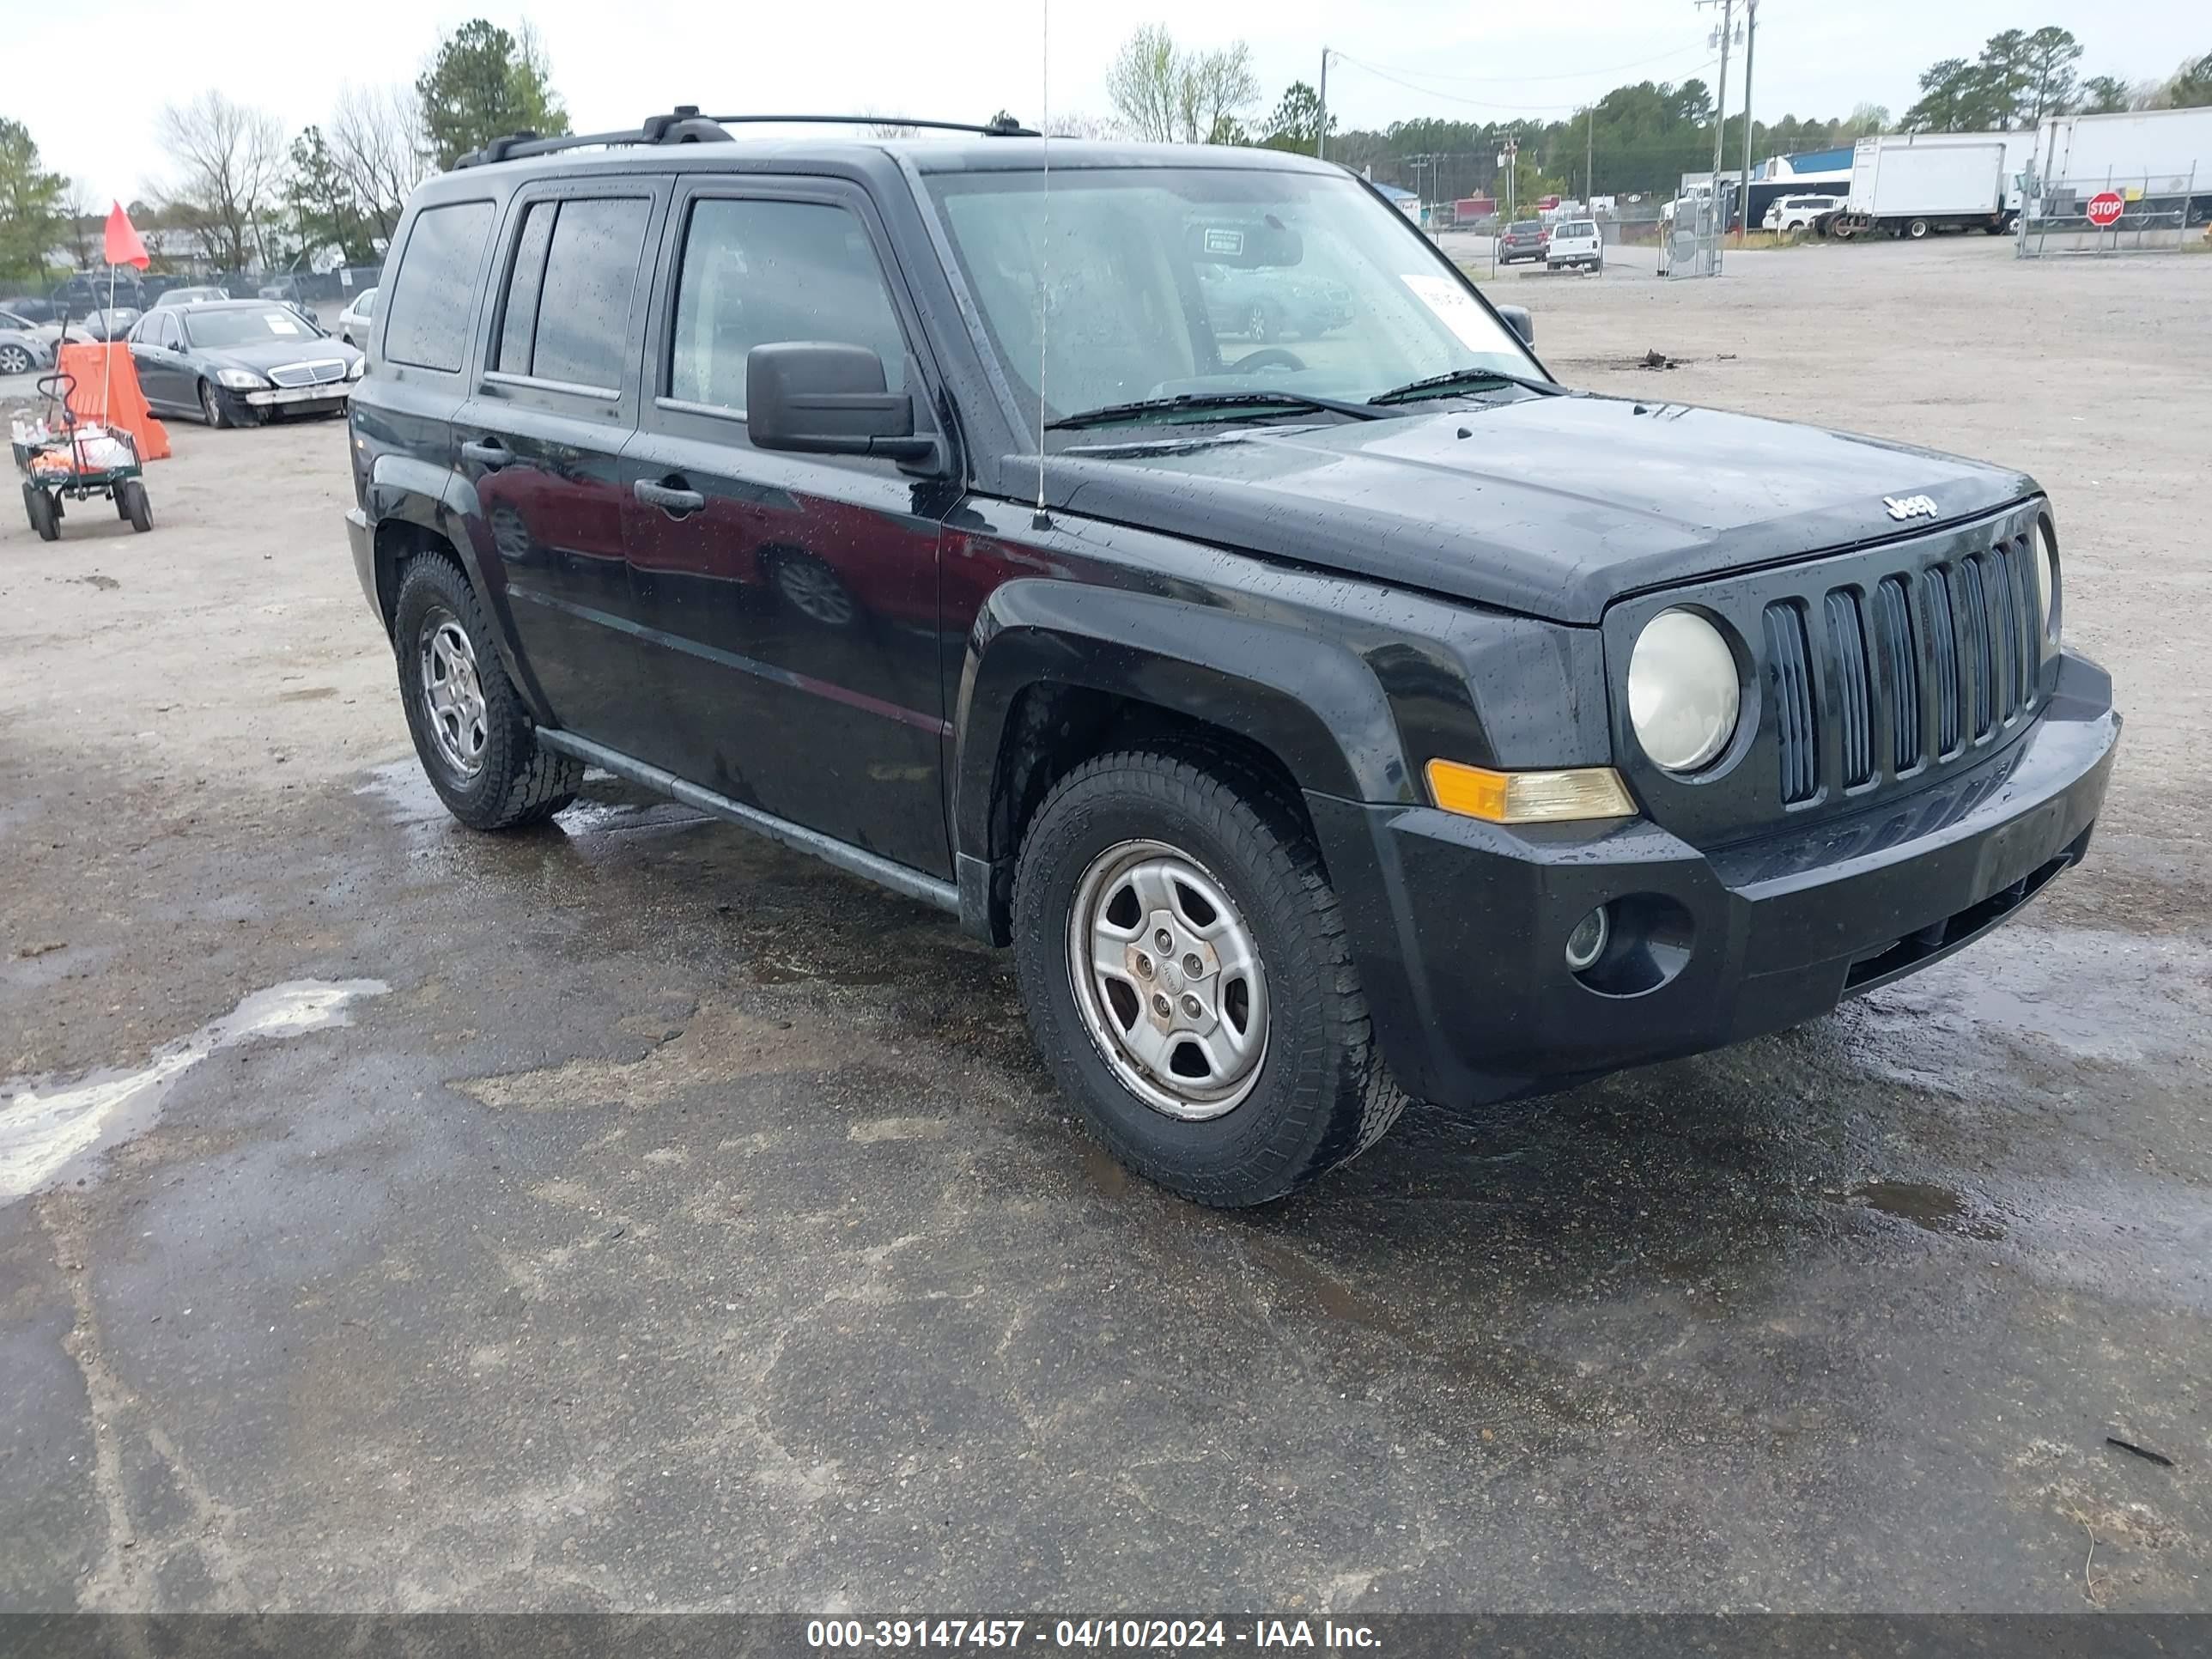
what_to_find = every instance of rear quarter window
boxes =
[383,199,495,373]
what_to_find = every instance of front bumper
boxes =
[345,505,378,622]
[243,382,353,409]
[1310,649,2120,1107]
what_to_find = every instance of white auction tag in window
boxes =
[1401,272,1502,349]
[265,314,301,334]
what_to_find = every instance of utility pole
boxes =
[1697,0,1735,270]
[1316,47,1330,161]
[1737,0,1759,244]
[1586,104,1595,204]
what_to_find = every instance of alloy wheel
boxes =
[1066,838,1269,1121]
[418,607,489,778]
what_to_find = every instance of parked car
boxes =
[1498,219,1549,264]
[258,279,317,321]
[75,307,143,342]
[52,271,145,314]
[1195,264,1352,343]
[0,321,52,378]
[127,299,362,426]
[1544,219,1604,272]
[153,285,232,308]
[1764,194,1839,234]
[346,117,2118,1209]
[0,307,93,352]
[337,285,379,349]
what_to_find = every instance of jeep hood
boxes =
[1044,396,2037,623]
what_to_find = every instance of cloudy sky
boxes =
[15,0,2207,209]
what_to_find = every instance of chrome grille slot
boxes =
[1875,574,1920,774]
[1824,589,1874,787]
[1956,556,1996,741]
[1765,601,1818,805]
[1927,568,1963,756]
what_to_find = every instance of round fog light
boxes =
[1565,906,1611,973]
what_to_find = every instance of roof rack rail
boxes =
[453,106,1036,168]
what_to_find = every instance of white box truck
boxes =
[1829,137,2008,240]
[2029,106,2212,225]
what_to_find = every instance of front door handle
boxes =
[634,477,706,516]
[459,438,509,470]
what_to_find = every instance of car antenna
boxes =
[1031,0,1052,532]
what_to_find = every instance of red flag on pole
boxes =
[104,202,149,270]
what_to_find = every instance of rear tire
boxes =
[119,479,152,532]
[392,552,581,830]
[1906,218,1931,240]
[1012,745,1409,1207]
[23,481,59,541]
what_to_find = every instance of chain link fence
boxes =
[2017,167,2206,258]
[1662,196,1723,280]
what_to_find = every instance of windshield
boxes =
[184,306,325,348]
[925,166,1535,435]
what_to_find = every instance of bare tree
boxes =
[60,178,96,266]
[1181,43,1259,143]
[1107,25,1182,143]
[329,82,428,252]
[155,92,284,270]
[1107,28,1258,143]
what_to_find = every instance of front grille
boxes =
[1873,576,1920,773]
[267,359,346,387]
[1761,526,2044,807]
[1764,602,1818,804]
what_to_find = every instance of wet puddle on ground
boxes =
[0,979,387,1203]
[1836,1179,2007,1240]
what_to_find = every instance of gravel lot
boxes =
[3,234,2209,1614]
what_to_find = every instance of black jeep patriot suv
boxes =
[344,110,2119,1206]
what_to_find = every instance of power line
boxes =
[1329,51,1723,115]
[1327,40,1712,86]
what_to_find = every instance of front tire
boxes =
[0,344,32,377]
[118,478,152,532]
[198,380,236,428]
[1012,747,1408,1207]
[392,553,581,830]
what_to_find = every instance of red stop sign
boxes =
[2086,190,2125,228]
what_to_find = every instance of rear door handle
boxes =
[459,438,509,469]
[634,477,706,516]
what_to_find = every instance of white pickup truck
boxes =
[1544,219,1604,272]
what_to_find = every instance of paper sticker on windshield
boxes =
[264,314,301,334]
[1203,228,1245,257]
[1401,273,1501,349]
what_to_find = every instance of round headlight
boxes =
[2035,520,2058,644]
[1628,609,1740,773]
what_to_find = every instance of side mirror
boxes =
[1496,303,1535,347]
[746,342,938,466]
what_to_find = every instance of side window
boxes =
[492,202,556,374]
[666,198,907,416]
[383,198,495,373]
[158,313,180,349]
[491,197,650,390]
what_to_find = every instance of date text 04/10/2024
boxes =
[805,1619,1381,1649]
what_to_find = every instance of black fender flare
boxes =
[951,577,1414,889]
[366,455,552,723]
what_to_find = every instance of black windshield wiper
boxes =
[1046,390,1386,432]
[1368,367,1570,407]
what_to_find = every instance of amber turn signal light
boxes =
[1425,759,1637,824]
